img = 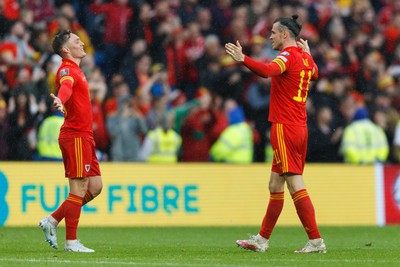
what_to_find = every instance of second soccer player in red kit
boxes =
[225,15,326,253]
[39,30,103,253]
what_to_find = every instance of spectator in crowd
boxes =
[0,99,9,160]
[392,117,400,163]
[372,91,399,142]
[31,28,51,58]
[25,0,56,26]
[104,76,130,118]
[121,52,152,95]
[307,105,343,162]
[88,67,109,156]
[180,87,227,162]
[45,54,62,96]
[210,0,233,40]
[177,0,201,27]
[106,96,148,162]
[223,5,251,51]
[37,106,63,161]
[146,91,169,131]
[210,99,253,163]
[340,107,389,164]
[137,63,172,120]
[197,35,225,92]
[248,0,270,37]
[139,113,182,163]
[7,88,38,161]
[148,0,183,88]
[169,93,199,135]
[215,53,249,104]
[0,0,20,31]
[355,50,386,105]
[245,75,270,162]
[48,3,95,56]
[196,6,216,37]
[89,0,133,80]
[0,20,36,89]
[127,2,153,45]
[180,21,205,99]
[244,35,271,161]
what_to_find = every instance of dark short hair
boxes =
[52,30,72,56]
[274,15,302,37]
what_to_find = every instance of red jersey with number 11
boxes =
[55,59,93,138]
[243,46,318,126]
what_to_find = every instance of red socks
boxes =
[82,191,94,206]
[51,193,83,240]
[51,198,68,223]
[259,192,284,239]
[64,194,83,240]
[292,189,321,239]
[51,191,93,223]
[259,189,321,240]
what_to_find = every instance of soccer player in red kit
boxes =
[39,30,103,253]
[225,15,326,253]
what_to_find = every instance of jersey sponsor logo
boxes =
[60,68,69,77]
[85,164,91,172]
[281,51,290,56]
[277,55,288,62]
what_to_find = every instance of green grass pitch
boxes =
[0,226,399,267]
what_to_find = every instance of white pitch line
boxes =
[1,257,400,267]
[0,258,288,267]
[192,257,400,264]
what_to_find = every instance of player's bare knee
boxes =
[93,185,102,197]
[268,180,284,193]
[89,178,103,197]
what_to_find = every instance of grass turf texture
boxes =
[0,226,399,267]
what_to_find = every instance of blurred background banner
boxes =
[0,162,398,227]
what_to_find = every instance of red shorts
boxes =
[270,123,307,175]
[59,137,101,178]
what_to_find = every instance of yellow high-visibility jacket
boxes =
[147,128,182,163]
[210,122,253,163]
[340,119,389,164]
[37,115,64,160]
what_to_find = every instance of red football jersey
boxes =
[55,59,93,138]
[244,46,318,126]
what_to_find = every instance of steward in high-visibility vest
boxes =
[340,107,389,164]
[146,127,182,163]
[210,106,253,163]
[37,112,64,160]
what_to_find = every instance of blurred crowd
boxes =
[1,0,400,164]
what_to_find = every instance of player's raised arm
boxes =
[225,40,281,78]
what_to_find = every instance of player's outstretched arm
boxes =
[50,93,64,113]
[225,40,245,62]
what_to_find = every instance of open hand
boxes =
[297,38,311,54]
[225,40,245,62]
[50,93,64,113]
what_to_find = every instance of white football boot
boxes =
[64,240,95,253]
[39,216,58,249]
[236,234,269,252]
[294,238,327,253]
